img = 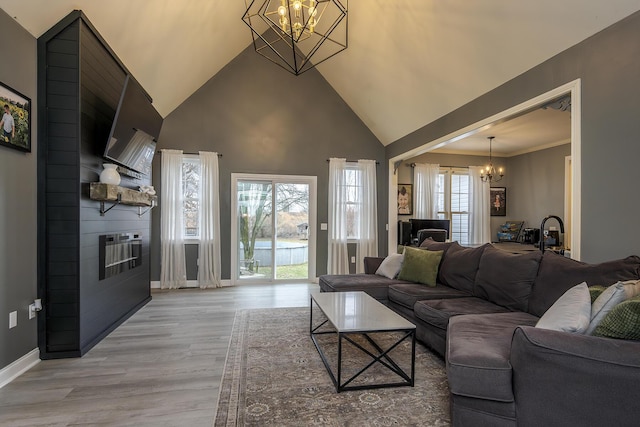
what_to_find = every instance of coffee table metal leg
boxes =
[310,295,415,393]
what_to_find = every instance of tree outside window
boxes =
[182,157,201,238]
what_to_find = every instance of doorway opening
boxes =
[388,79,582,259]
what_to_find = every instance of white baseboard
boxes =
[0,348,40,389]
[151,279,232,289]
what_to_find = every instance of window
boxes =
[437,168,470,245]
[182,156,201,238]
[344,166,361,239]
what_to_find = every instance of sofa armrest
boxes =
[364,257,385,274]
[511,326,640,427]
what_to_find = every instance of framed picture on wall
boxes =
[398,184,413,215]
[0,81,31,152]
[490,187,506,216]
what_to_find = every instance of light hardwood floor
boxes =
[0,283,318,427]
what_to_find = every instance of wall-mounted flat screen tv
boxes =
[104,75,163,176]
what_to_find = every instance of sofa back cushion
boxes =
[418,238,457,283]
[528,252,640,317]
[474,245,543,312]
[419,237,456,253]
[439,243,489,293]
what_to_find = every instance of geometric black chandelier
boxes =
[242,0,348,75]
[480,136,504,183]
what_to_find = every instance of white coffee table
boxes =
[310,291,416,393]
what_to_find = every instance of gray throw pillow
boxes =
[375,253,404,279]
[535,282,591,333]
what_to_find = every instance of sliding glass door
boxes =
[232,174,316,283]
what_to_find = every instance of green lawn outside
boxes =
[255,263,309,280]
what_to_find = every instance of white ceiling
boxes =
[431,106,572,157]
[1,1,639,146]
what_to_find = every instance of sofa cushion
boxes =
[388,283,469,309]
[414,297,511,331]
[375,253,404,279]
[364,257,385,274]
[447,312,539,403]
[418,239,458,283]
[593,295,640,340]
[319,274,411,302]
[535,282,591,333]
[474,245,542,312]
[439,243,489,294]
[419,238,457,254]
[528,252,640,317]
[397,247,443,287]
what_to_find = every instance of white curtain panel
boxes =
[468,166,491,244]
[197,151,222,289]
[414,163,440,218]
[160,149,187,289]
[355,159,378,273]
[327,158,349,274]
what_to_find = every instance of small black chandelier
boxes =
[242,0,348,75]
[480,136,504,183]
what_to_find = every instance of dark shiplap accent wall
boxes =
[42,20,81,355]
[38,11,152,359]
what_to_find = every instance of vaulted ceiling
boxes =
[2,1,639,146]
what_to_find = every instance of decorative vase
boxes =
[100,163,121,185]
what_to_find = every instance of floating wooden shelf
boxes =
[89,183,157,216]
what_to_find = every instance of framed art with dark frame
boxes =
[398,184,413,215]
[490,187,506,216]
[0,81,31,152]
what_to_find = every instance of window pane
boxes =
[344,168,361,239]
[182,158,201,238]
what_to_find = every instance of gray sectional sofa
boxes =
[319,239,640,426]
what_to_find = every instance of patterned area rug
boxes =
[215,307,450,426]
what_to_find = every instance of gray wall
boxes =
[505,144,571,235]
[387,10,640,263]
[401,146,569,241]
[151,44,387,281]
[0,9,38,369]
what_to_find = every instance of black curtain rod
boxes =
[326,159,380,164]
[407,163,468,169]
[157,150,222,157]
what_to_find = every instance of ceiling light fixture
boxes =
[480,136,504,183]
[242,0,348,75]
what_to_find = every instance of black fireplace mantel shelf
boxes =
[89,182,157,216]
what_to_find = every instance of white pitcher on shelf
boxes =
[100,163,121,185]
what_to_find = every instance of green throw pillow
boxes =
[397,247,443,287]
[588,285,607,303]
[592,295,640,340]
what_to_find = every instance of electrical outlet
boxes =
[9,311,17,329]
[320,223,328,231]
[385,223,389,231]
[350,256,356,264]
[29,304,37,320]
